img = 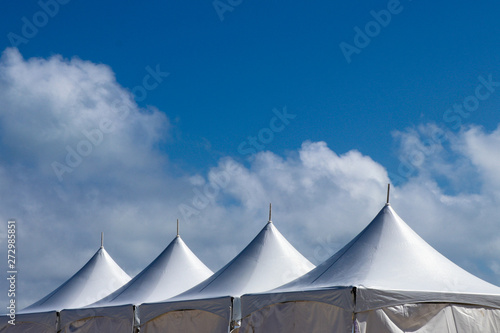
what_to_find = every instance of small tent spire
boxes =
[177,219,179,237]
[101,232,104,248]
[268,203,272,223]
[386,184,391,205]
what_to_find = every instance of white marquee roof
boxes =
[140,217,315,325]
[243,204,500,316]
[91,235,213,306]
[174,220,315,300]
[21,246,130,313]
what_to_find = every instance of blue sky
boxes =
[4,0,500,176]
[1,0,500,308]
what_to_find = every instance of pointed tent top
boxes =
[21,244,130,313]
[173,216,315,300]
[100,232,104,248]
[386,183,391,205]
[177,219,179,237]
[273,203,500,311]
[268,203,272,223]
[92,233,213,306]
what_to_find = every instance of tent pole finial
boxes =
[101,232,104,248]
[268,203,272,223]
[177,219,179,237]
[386,184,391,205]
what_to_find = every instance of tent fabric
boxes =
[355,304,500,333]
[240,288,354,333]
[141,309,229,333]
[240,300,352,333]
[0,311,57,333]
[139,296,232,332]
[276,204,500,308]
[240,204,500,332]
[355,288,500,312]
[21,246,131,313]
[93,235,213,306]
[139,220,315,332]
[59,304,134,333]
[3,246,130,333]
[242,287,354,316]
[174,221,315,300]
[139,296,234,333]
[60,235,213,333]
[140,297,232,324]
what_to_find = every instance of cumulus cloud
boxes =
[0,48,185,307]
[1,48,499,310]
[461,125,500,192]
[0,48,169,181]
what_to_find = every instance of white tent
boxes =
[241,203,500,332]
[23,245,131,313]
[59,233,213,333]
[139,213,315,333]
[0,243,130,333]
[0,311,59,333]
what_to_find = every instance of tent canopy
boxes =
[243,204,500,316]
[139,217,315,328]
[91,235,213,306]
[21,246,130,313]
[173,220,315,300]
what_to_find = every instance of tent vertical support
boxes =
[229,297,234,332]
[133,305,140,333]
[352,287,359,333]
[56,311,61,333]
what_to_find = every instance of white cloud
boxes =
[1,48,500,310]
[0,48,183,307]
[378,124,500,281]
[461,125,500,192]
